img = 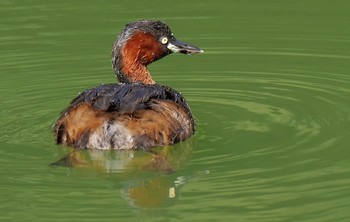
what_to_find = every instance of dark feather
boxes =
[60,83,193,119]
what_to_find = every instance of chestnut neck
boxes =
[112,31,165,85]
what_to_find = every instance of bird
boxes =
[53,20,203,150]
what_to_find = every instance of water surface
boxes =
[1,0,350,221]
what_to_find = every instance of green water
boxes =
[1,0,350,221]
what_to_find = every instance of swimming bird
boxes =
[53,20,203,150]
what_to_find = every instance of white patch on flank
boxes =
[88,121,134,150]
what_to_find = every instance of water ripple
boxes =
[184,68,350,172]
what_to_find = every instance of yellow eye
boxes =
[161,37,168,44]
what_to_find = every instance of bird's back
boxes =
[53,83,195,150]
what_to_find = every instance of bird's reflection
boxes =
[51,137,195,208]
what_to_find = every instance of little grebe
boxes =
[53,20,203,150]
